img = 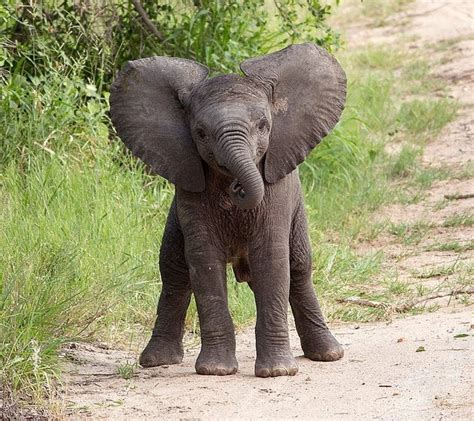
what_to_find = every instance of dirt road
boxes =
[64,2,473,419]
[64,309,472,420]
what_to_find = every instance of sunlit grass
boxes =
[388,221,434,245]
[397,98,458,135]
[442,213,474,228]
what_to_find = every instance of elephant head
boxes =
[110,44,346,209]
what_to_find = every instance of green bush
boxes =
[2,1,339,87]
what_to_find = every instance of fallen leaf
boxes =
[454,333,469,338]
[416,346,426,352]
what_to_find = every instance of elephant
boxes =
[109,43,346,378]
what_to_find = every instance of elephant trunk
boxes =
[216,129,264,209]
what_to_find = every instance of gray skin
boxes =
[110,43,347,377]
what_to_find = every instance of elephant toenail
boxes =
[272,368,287,377]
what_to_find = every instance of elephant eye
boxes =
[257,117,269,132]
[195,126,206,139]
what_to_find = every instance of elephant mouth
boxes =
[216,165,246,199]
[215,164,247,200]
[230,179,246,199]
[217,164,232,177]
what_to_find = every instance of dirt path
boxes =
[63,2,473,419]
[344,0,474,294]
[64,309,472,420]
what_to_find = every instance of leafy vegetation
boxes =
[0,0,459,412]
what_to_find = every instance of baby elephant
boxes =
[110,43,346,377]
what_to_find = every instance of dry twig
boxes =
[444,193,474,200]
[336,296,389,309]
[130,0,165,42]
[337,287,474,313]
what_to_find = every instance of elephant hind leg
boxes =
[289,203,344,362]
[140,199,192,368]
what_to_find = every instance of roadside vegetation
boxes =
[0,0,464,412]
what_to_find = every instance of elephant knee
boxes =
[290,251,312,279]
[159,259,190,291]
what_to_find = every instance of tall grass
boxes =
[1,142,173,393]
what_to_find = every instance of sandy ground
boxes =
[63,309,472,420]
[63,1,474,419]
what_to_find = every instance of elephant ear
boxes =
[110,57,209,192]
[240,43,346,183]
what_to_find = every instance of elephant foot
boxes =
[255,353,298,378]
[139,336,183,368]
[301,329,344,362]
[195,345,238,376]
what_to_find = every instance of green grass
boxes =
[388,221,434,245]
[116,362,137,380]
[361,0,413,27]
[442,213,474,228]
[402,60,446,95]
[426,241,474,253]
[413,261,472,279]
[386,279,410,295]
[352,45,405,71]
[453,161,474,180]
[389,144,421,178]
[397,98,458,135]
[0,152,174,396]
[412,166,452,189]
[332,0,414,29]
[429,34,474,52]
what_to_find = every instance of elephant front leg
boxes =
[140,206,191,368]
[139,270,191,367]
[250,244,298,378]
[188,253,238,376]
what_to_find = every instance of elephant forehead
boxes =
[191,74,267,107]
[207,102,267,120]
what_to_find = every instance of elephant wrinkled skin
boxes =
[109,43,346,378]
